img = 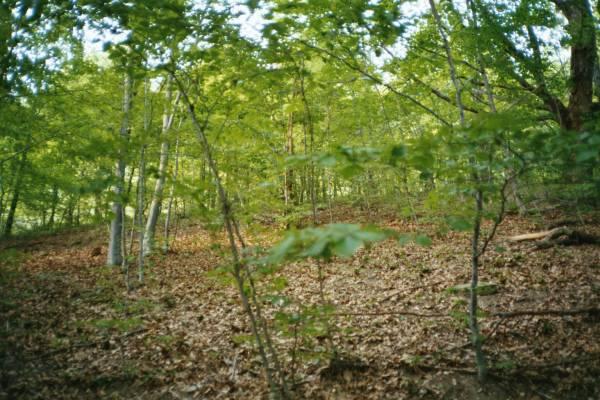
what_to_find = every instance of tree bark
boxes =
[172,71,290,398]
[468,0,527,215]
[284,111,294,207]
[550,0,597,131]
[107,72,133,266]
[48,184,59,229]
[3,147,27,237]
[430,0,486,380]
[298,60,317,225]
[163,132,180,253]
[143,78,179,256]
[429,0,465,125]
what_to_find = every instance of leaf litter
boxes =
[0,209,599,399]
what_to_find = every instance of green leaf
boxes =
[339,164,364,179]
[352,228,387,243]
[270,277,289,291]
[318,154,337,167]
[269,234,297,263]
[264,295,290,307]
[397,234,412,246]
[415,234,432,247]
[447,216,472,231]
[333,236,363,258]
[302,239,329,258]
[576,149,598,162]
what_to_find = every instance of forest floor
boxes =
[1,207,599,399]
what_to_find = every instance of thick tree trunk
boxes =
[143,79,179,256]
[551,0,596,131]
[107,72,133,266]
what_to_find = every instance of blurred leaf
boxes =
[415,234,432,247]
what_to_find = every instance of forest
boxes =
[1,0,599,398]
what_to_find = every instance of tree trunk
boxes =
[298,62,317,225]
[468,0,527,215]
[429,0,465,125]
[143,79,179,256]
[430,0,486,380]
[0,164,6,227]
[3,148,27,237]
[284,112,295,207]
[163,132,181,253]
[48,184,59,228]
[551,0,597,131]
[137,145,146,283]
[137,78,150,282]
[470,189,487,382]
[107,72,133,266]
[66,195,75,227]
[173,73,290,398]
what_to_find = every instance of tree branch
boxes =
[298,40,452,127]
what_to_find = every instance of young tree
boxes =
[143,76,179,256]
[107,71,134,266]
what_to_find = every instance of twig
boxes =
[29,328,148,361]
[298,40,452,127]
[511,354,600,370]
[493,307,600,319]
[381,279,446,302]
[332,310,449,318]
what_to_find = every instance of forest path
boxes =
[1,210,599,399]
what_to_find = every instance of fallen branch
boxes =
[332,310,449,318]
[508,227,567,242]
[29,327,148,361]
[493,307,600,319]
[380,279,446,302]
[512,353,600,371]
[508,226,599,249]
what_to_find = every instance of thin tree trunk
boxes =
[468,0,527,216]
[172,72,289,398]
[143,78,180,256]
[48,183,59,228]
[137,145,146,283]
[429,0,465,125]
[298,62,317,224]
[126,166,136,200]
[163,132,180,253]
[107,72,133,266]
[284,112,294,208]
[430,0,486,381]
[0,163,5,227]
[66,195,75,227]
[122,205,130,292]
[137,77,152,281]
[470,189,486,381]
[3,146,27,237]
